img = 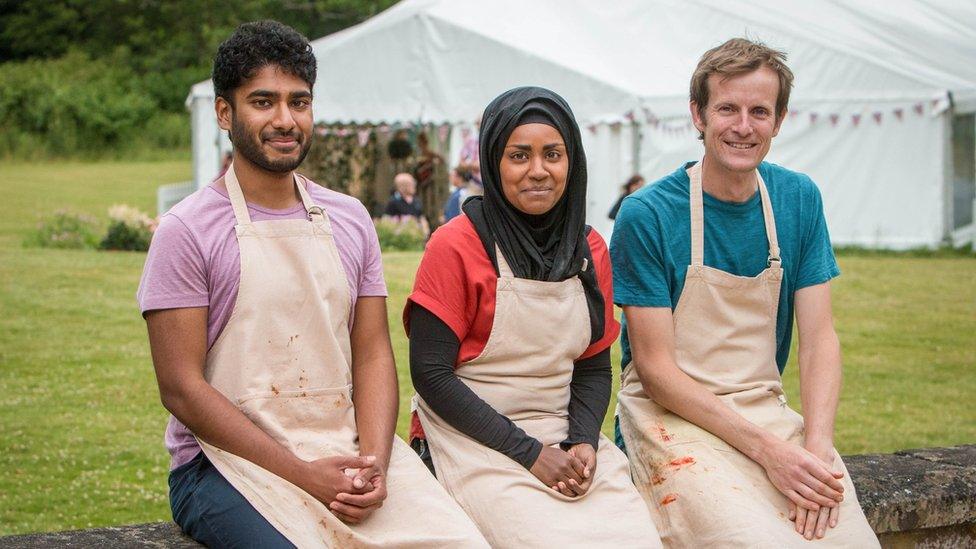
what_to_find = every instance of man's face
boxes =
[691,66,783,176]
[216,65,313,173]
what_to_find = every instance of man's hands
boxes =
[759,439,844,512]
[296,455,389,524]
[529,444,595,497]
[787,442,842,540]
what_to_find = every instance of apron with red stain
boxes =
[616,160,879,548]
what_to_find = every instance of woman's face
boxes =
[499,123,568,215]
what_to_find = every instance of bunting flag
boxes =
[873,112,883,125]
[829,114,840,127]
[914,103,925,115]
[810,112,819,125]
[588,124,597,135]
[624,110,636,122]
[852,113,862,127]
[894,108,904,120]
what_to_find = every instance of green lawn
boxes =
[1,159,974,535]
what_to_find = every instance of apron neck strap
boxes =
[494,245,515,278]
[224,163,323,225]
[687,158,781,267]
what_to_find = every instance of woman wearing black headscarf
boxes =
[403,87,660,547]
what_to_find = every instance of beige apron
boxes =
[414,246,662,548]
[616,160,879,548]
[196,164,487,548]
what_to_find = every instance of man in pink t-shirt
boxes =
[138,21,485,549]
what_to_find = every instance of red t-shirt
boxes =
[403,214,621,440]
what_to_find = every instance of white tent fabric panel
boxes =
[637,108,946,248]
[310,3,639,124]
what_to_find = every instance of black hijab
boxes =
[462,86,605,344]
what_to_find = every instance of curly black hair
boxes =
[212,20,316,103]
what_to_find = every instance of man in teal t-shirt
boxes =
[610,38,880,546]
[612,160,839,376]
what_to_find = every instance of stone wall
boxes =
[2,445,974,548]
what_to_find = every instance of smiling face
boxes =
[691,66,784,177]
[498,123,568,215]
[216,64,313,173]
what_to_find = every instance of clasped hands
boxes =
[529,443,596,497]
[297,454,387,524]
[759,439,844,540]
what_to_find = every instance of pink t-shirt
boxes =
[137,175,387,469]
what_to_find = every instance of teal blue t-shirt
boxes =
[610,160,840,375]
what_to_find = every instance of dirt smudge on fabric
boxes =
[271,384,280,396]
[653,423,673,442]
[651,472,667,485]
[660,493,678,505]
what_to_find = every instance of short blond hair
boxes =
[690,38,794,139]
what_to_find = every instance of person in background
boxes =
[383,172,423,220]
[458,116,482,185]
[612,37,879,547]
[608,174,645,220]
[413,132,445,231]
[138,20,486,548]
[405,86,661,548]
[442,166,470,223]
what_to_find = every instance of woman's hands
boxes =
[529,444,596,497]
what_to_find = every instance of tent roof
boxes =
[188,0,976,123]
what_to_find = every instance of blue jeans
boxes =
[169,451,294,548]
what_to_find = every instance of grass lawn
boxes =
[1,159,974,535]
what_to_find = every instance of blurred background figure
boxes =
[458,116,482,186]
[384,172,423,219]
[414,132,446,231]
[443,166,471,223]
[608,174,645,220]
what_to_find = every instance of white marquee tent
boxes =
[185,0,976,248]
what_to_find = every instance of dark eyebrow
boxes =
[246,90,278,99]
[506,143,564,151]
[290,90,312,100]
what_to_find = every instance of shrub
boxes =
[24,210,100,249]
[99,204,157,251]
[374,217,427,251]
[0,52,170,158]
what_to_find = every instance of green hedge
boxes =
[0,52,189,158]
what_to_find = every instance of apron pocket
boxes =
[237,385,357,459]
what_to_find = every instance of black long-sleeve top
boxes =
[409,305,611,470]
